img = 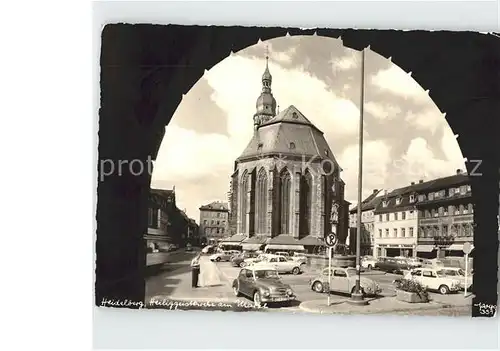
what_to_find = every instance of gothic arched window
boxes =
[256,168,268,234]
[240,171,248,233]
[278,168,291,234]
[299,170,313,237]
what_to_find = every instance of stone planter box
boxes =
[396,289,429,303]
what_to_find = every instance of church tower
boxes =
[253,52,277,129]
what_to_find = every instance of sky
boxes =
[151,36,465,221]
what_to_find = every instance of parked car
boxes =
[377,257,410,274]
[210,251,233,262]
[420,258,444,268]
[242,253,270,266]
[232,265,296,307]
[361,256,378,270]
[404,267,461,294]
[231,251,259,267]
[440,267,473,290]
[274,251,290,257]
[309,267,381,297]
[254,254,303,275]
[406,258,422,268]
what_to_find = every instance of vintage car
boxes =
[440,267,473,290]
[209,250,233,262]
[376,257,410,274]
[274,251,290,257]
[231,251,259,267]
[232,265,296,307]
[404,267,461,294]
[361,256,378,270]
[309,267,381,297]
[254,254,303,275]
[242,253,270,266]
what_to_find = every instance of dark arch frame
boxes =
[97,24,499,316]
[256,167,268,235]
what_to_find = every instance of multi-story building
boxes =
[373,187,421,259]
[415,169,473,259]
[372,169,474,259]
[349,189,384,256]
[146,188,177,251]
[199,201,230,244]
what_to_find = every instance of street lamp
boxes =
[348,47,368,306]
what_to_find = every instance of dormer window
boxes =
[292,112,298,119]
[257,143,263,151]
[382,200,387,207]
[409,194,415,203]
[324,149,329,156]
[289,142,296,149]
[396,197,402,205]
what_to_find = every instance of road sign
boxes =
[325,233,337,247]
[462,242,474,254]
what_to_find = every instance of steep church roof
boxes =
[237,105,339,169]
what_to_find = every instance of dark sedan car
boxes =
[376,257,410,274]
[232,266,296,307]
[231,251,259,267]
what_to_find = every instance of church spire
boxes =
[254,46,277,129]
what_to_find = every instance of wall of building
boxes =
[373,209,419,258]
[235,157,346,242]
[199,209,229,241]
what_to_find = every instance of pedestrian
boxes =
[191,254,201,288]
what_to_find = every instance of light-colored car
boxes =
[406,258,422,268]
[309,267,381,297]
[232,265,296,307]
[405,267,461,295]
[274,251,290,257]
[242,254,270,266]
[361,256,378,270]
[254,254,303,275]
[210,251,233,262]
[441,267,473,290]
[420,258,444,268]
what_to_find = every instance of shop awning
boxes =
[220,234,247,245]
[265,244,306,251]
[446,244,463,251]
[241,243,264,251]
[298,235,325,247]
[416,245,435,253]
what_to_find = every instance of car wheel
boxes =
[292,267,300,275]
[233,284,241,297]
[312,281,324,293]
[239,262,246,268]
[253,291,262,307]
[439,285,450,295]
[216,257,221,262]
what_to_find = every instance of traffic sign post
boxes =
[324,234,337,306]
[462,242,474,297]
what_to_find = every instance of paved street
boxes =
[145,251,473,315]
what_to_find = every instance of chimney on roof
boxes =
[373,189,378,194]
[419,180,423,184]
[410,182,415,186]
[456,169,462,175]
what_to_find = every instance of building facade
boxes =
[199,201,230,244]
[349,189,384,256]
[228,57,349,252]
[372,169,475,259]
[415,170,473,258]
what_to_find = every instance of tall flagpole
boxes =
[349,47,368,305]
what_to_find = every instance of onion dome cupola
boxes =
[253,54,277,129]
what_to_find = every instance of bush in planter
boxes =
[393,278,429,302]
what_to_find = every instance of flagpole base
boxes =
[347,292,368,306]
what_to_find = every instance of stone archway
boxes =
[97,24,499,308]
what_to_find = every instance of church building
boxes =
[228,57,350,253]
